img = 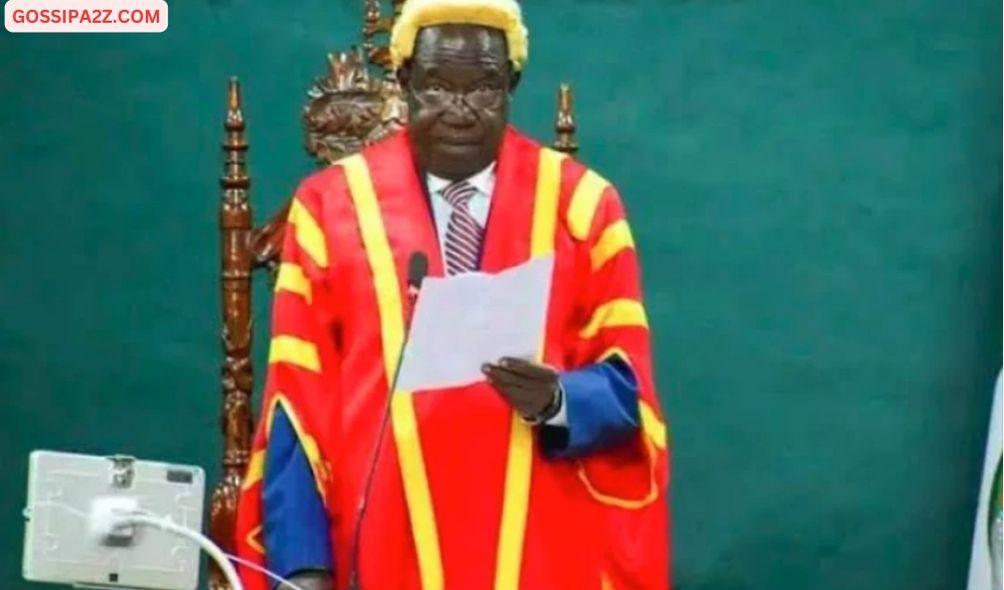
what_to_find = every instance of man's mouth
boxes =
[433,130,482,146]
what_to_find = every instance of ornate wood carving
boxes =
[362,0,405,68]
[302,48,407,166]
[210,77,254,590]
[553,83,579,155]
[248,202,289,274]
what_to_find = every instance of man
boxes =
[235,1,669,588]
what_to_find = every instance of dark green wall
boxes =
[1,1,1000,588]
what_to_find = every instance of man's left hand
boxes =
[482,357,559,420]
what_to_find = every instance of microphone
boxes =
[347,251,428,590]
[406,252,429,317]
[408,251,429,291]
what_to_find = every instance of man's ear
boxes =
[397,61,412,91]
[508,69,522,93]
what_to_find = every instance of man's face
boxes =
[400,24,517,181]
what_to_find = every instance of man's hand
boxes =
[284,571,332,590]
[482,357,559,420]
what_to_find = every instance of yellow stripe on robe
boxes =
[341,154,444,590]
[639,401,667,450]
[576,434,661,510]
[495,148,566,590]
[341,156,404,381]
[242,450,266,491]
[288,198,329,268]
[567,169,611,240]
[245,525,265,555]
[590,220,635,270]
[580,299,648,339]
[275,263,312,303]
[530,149,567,255]
[390,393,442,589]
[268,335,320,373]
[601,572,615,590]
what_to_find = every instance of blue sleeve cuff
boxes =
[263,406,333,581]
[540,356,641,459]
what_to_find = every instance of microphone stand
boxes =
[347,257,426,590]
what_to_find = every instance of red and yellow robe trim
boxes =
[234,127,670,590]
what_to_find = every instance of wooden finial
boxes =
[361,0,396,68]
[226,76,241,115]
[210,76,254,590]
[553,83,579,155]
[362,0,381,51]
[221,78,249,191]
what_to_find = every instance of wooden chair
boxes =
[208,2,579,587]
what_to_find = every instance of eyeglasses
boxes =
[410,80,508,110]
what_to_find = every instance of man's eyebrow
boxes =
[477,62,504,73]
[419,65,442,77]
[472,68,506,83]
[413,63,454,79]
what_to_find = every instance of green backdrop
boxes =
[1,1,1000,588]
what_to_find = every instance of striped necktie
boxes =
[440,180,484,275]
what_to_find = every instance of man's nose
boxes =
[441,93,477,124]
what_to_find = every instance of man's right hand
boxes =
[284,571,332,590]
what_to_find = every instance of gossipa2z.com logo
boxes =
[5,0,168,33]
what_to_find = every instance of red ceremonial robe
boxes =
[234,127,670,590]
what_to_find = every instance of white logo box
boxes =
[6,0,168,33]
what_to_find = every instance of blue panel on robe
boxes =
[263,406,333,580]
[540,357,641,458]
[263,359,638,580]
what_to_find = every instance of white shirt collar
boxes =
[427,162,497,197]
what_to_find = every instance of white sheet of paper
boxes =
[395,255,554,392]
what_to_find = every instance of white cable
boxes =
[223,552,308,590]
[129,510,309,590]
[122,512,244,590]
